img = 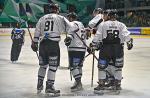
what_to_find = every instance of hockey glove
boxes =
[90,42,102,51]
[31,41,38,52]
[87,47,94,54]
[87,43,98,54]
[92,28,97,35]
[64,37,72,46]
[127,38,133,50]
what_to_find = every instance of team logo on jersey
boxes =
[44,32,50,39]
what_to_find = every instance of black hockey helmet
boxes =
[67,12,77,19]
[103,9,118,19]
[108,9,118,17]
[93,8,103,14]
[49,3,59,13]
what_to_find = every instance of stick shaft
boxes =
[91,52,95,87]
[26,22,39,60]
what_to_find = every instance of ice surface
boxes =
[0,35,150,98]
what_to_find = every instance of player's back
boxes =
[101,20,127,44]
[36,13,68,41]
[41,14,66,34]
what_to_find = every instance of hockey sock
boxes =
[47,66,58,85]
[71,68,82,81]
[38,64,48,80]
[98,69,107,80]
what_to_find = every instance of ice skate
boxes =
[11,61,17,64]
[104,80,114,90]
[109,80,122,95]
[94,81,105,95]
[37,79,43,94]
[94,85,105,95]
[71,81,83,92]
[45,81,60,97]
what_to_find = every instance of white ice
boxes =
[0,35,150,98]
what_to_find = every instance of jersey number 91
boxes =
[44,21,54,31]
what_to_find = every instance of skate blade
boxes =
[71,87,83,92]
[104,90,120,95]
[45,92,60,97]
[94,90,104,95]
[104,87,114,90]
[112,90,120,95]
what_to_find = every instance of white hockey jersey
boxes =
[92,20,131,44]
[68,21,86,52]
[33,13,71,42]
[88,14,103,29]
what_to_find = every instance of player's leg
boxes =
[69,51,85,92]
[112,44,124,91]
[37,64,48,93]
[11,40,17,62]
[94,58,108,94]
[105,60,115,89]
[45,40,60,95]
[94,45,112,94]
[15,43,22,61]
[113,57,124,90]
[36,42,49,93]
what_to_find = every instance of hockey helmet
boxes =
[67,12,77,19]
[108,9,118,17]
[49,3,59,13]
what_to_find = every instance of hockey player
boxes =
[10,23,25,63]
[64,12,86,92]
[31,3,71,96]
[88,9,133,94]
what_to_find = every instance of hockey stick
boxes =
[84,53,91,59]
[18,3,39,60]
[25,21,39,60]
[91,51,95,87]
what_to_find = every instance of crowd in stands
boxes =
[119,11,150,27]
